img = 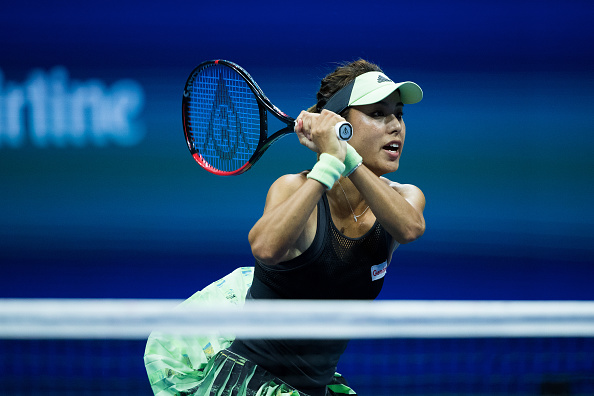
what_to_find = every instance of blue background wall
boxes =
[2,0,593,301]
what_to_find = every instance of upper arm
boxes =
[261,172,309,214]
[380,177,426,216]
[249,172,319,263]
[378,176,426,245]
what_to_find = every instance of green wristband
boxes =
[342,143,363,177]
[307,153,346,190]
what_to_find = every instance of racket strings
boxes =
[187,65,260,173]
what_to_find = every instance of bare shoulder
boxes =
[381,177,424,195]
[270,171,308,192]
[264,172,309,209]
[380,177,426,210]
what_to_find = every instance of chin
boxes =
[370,164,399,177]
[386,160,401,173]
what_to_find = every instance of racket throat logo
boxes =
[203,73,250,160]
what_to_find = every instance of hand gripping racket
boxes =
[182,59,352,175]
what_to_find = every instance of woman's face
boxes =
[346,90,406,176]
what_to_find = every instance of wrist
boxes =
[342,144,362,177]
[307,153,345,190]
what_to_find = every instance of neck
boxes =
[332,178,369,222]
[333,177,359,201]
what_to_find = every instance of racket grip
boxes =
[294,120,353,141]
[335,122,353,141]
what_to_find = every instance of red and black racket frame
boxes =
[182,59,295,176]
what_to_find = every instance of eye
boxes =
[370,110,385,118]
[395,111,404,121]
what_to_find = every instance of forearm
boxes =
[248,178,326,264]
[348,166,425,244]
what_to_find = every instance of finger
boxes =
[299,112,320,132]
[294,118,302,133]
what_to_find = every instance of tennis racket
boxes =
[182,59,352,176]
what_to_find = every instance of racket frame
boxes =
[182,59,295,176]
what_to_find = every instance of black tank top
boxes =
[229,194,392,395]
[252,193,392,300]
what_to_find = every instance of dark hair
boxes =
[309,59,383,114]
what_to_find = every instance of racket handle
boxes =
[335,122,353,141]
[293,120,353,141]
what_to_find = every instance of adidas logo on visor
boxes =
[377,75,392,84]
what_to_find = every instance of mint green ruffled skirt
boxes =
[144,267,356,396]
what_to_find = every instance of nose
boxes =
[386,114,402,134]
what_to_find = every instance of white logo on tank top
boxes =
[371,261,387,281]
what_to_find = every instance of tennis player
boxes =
[145,59,425,396]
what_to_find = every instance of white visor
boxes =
[323,71,423,114]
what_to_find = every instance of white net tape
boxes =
[2,299,594,339]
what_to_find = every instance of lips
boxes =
[383,142,400,152]
[382,141,401,159]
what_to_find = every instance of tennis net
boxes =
[1,299,594,395]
